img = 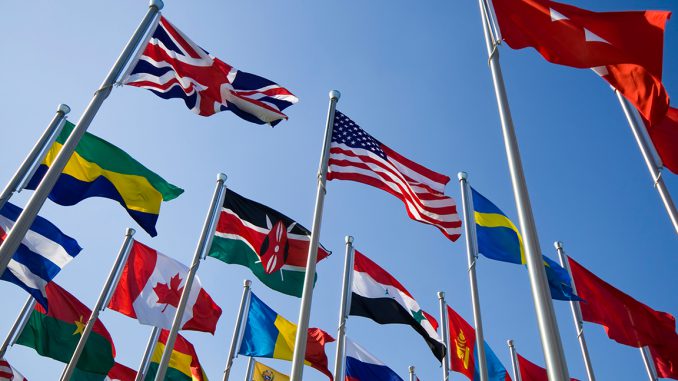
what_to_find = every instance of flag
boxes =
[516,354,579,381]
[145,329,208,381]
[644,106,678,174]
[15,283,115,375]
[471,187,580,301]
[124,16,298,126]
[344,338,403,381]
[0,358,27,381]
[0,201,81,309]
[491,0,671,125]
[568,257,676,348]
[649,334,678,380]
[72,362,137,381]
[252,361,290,381]
[208,189,330,297]
[25,121,183,237]
[327,111,462,242]
[238,292,334,380]
[446,306,512,381]
[108,240,222,334]
[350,250,445,361]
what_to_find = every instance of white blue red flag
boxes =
[124,16,298,126]
[345,338,403,381]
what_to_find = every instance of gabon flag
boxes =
[108,240,222,334]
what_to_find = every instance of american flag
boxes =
[327,111,461,242]
[0,359,27,381]
[124,16,298,126]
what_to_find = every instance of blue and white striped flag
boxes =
[0,202,81,309]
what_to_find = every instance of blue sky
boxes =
[0,0,677,380]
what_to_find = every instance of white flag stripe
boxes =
[345,338,387,366]
[0,215,74,268]
[384,148,448,194]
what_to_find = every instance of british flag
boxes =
[124,16,298,126]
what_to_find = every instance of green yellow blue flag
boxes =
[471,187,580,301]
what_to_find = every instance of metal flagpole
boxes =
[60,228,136,381]
[475,0,570,378]
[614,89,678,234]
[0,104,70,211]
[640,346,659,381]
[507,340,522,381]
[222,279,253,381]
[134,326,160,381]
[555,242,596,381]
[243,357,255,381]
[409,366,416,381]
[154,173,228,381]
[289,90,340,381]
[437,292,451,381]
[457,172,489,381]
[0,0,164,277]
[332,235,355,381]
[0,297,37,359]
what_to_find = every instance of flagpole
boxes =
[222,279,252,381]
[437,292,451,381]
[0,0,163,277]
[475,0,570,378]
[614,89,678,234]
[457,172,489,381]
[409,365,416,381]
[134,326,160,381]
[289,90,340,381]
[507,340,522,381]
[0,104,70,211]
[243,357,255,381]
[154,173,228,381]
[332,235,354,381]
[60,228,135,381]
[555,242,596,381]
[640,346,659,381]
[0,297,36,359]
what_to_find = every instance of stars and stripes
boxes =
[327,111,461,241]
[124,16,298,126]
[0,358,27,381]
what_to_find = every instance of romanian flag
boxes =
[26,121,183,237]
[471,187,580,301]
[238,292,334,380]
[145,329,208,381]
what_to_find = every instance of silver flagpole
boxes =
[640,346,659,381]
[332,235,354,381]
[134,326,160,381]
[475,0,570,378]
[0,104,70,211]
[555,242,596,381]
[0,0,163,277]
[154,173,228,381]
[409,366,416,381]
[60,228,136,381]
[457,172,489,381]
[507,340,522,381]
[243,357,255,381]
[614,89,678,234]
[222,279,253,381]
[437,292,451,381]
[289,90,340,381]
[0,297,37,359]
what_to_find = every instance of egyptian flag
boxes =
[208,189,330,297]
[349,250,445,361]
[345,338,403,381]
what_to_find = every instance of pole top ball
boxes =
[329,90,341,101]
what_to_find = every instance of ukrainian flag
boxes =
[471,187,580,301]
[26,121,183,237]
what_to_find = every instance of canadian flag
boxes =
[108,240,222,334]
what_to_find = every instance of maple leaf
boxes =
[153,273,184,313]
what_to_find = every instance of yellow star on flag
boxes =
[72,315,85,336]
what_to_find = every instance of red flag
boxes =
[516,354,579,381]
[107,362,137,381]
[568,257,676,347]
[492,0,671,124]
[305,328,335,380]
[643,107,678,174]
[649,334,678,379]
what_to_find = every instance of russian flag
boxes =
[344,338,403,381]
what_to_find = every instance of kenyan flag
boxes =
[16,282,115,375]
[208,189,330,297]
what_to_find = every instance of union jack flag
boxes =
[124,16,298,126]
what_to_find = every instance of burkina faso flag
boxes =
[208,189,330,297]
[15,282,115,375]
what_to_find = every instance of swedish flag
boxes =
[471,187,580,301]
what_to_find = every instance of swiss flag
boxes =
[492,0,671,125]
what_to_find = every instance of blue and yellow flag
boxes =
[471,187,580,301]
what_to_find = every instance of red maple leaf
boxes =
[153,273,184,313]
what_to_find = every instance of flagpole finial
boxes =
[554,241,564,250]
[57,104,71,115]
[329,90,341,101]
[125,227,136,237]
[507,339,514,347]
[149,0,164,10]
[243,279,252,287]
[345,235,353,244]
[217,173,228,182]
[457,171,468,181]
[409,366,415,373]
[437,291,445,300]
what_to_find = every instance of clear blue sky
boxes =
[1,0,677,380]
